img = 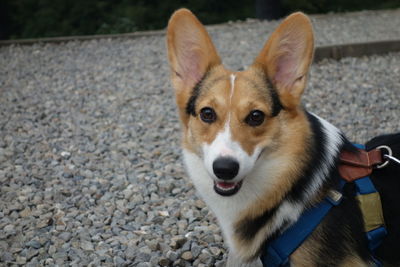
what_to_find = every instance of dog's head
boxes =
[167,9,314,197]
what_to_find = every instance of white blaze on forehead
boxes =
[201,73,262,182]
[227,74,236,124]
[229,74,236,101]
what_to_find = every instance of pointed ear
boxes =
[167,8,221,93]
[254,12,314,110]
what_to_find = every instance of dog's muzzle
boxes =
[212,157,242,196]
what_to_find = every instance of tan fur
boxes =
[168,10,314,158]
[340,256,369,267]
[291,240,319,267]
[167,8,352,266]
[178,64,289,159]
[167,8,221,129]
[290,217,370,267]
[229,13,316,260]
[182,66,231,152]
[289,220,335,267]
[229,69,282,155]
[255,12,314,110]
[232,111,315,260]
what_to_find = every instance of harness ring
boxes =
[376,145,392,169]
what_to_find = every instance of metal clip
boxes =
[384,154,400,165]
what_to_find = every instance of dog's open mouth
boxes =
[213,181,243,196]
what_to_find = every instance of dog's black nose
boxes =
[213,157,239,180]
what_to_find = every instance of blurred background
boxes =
[1,0,400,40]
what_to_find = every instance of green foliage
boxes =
[1,0,400,40]
[2,0,255,39]
[281,0,400,14]
[1,0,256,40]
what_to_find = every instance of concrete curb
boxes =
[0,30,166,46]
[314,40,400,62]
[1,30,400,62]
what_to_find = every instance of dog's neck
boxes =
[183,112,346,261]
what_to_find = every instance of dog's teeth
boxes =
[218,186,233,191]
[213,181,243,196]
[216,182,236,190]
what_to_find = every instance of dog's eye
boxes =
[245,110,265,126]
[200,107,217,123]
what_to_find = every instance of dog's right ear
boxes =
[167,9,221,113]
[254,12,314,111]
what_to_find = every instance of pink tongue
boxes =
[216,182,236,189]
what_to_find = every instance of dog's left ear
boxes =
[254,12,314,110]
[167,8,221,125]
[166,8,221,97]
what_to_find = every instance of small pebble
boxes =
[0,9,399,266]
[181,251,193,261]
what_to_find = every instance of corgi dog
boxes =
[166,8,400,266]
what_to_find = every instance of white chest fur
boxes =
[182,149,279,251]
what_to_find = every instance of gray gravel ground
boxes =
[1,9,400,267]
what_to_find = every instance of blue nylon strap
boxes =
[352,145,387,252]
[260,143,387,267]
[260,185,344,267]
[263,245,290,267]
[352,144,386,266]
[353,143,365,149]
[354,176,387,266]
[367,227,387,251]
[355,177,377,194]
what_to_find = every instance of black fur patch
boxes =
[185,73,207,116]
[234,113,345,242]
[287,117,359,204]
[264,77,283,117]
[286,113,329,202]
[235,206,278,241]
[313,182,371,266]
